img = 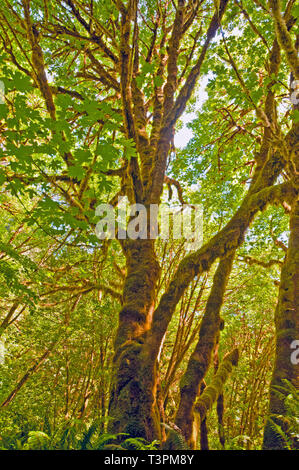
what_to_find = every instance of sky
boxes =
[174,75,210,148]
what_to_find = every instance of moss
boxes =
[194,348,239,422]
[263,200,299,449]
[269,0,299,80]
[174,253,235,445]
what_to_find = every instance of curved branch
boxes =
[147,179,297,356]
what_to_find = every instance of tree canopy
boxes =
[0,0,298,451]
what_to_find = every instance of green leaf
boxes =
[68,164,85,180]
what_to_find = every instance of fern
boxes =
[121,437,159,450]
[269,380,299,450]
[94,432,129,450]
[79,423,98,450]
[23,431,50,450]
[162,423,189,450]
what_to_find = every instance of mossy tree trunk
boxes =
[263,2,299,444]
[174,252,235,448]
[98,0,297,443]
[108,238,161,440]
[107,0,230,441]
[263,199,299,449]
[193,349,239,421]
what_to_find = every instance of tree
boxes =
[0,0,298,449]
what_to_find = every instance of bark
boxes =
[193,348,239,421]
[163,349,239,450]
[217,393,225,448]
[200,417,209,450]
[147,180,295,361]
[269,0,299,81]
[102,0,297,442]
[108,344,160,440]
[199,382,209,450]
[174,252,235,447]
[0,302,22,337]
[107,0,231,441]
[22,0,56,120]
[108,179,296,440]
[108,238,161,440]
[114,239,160,348]
[263,199,299,449]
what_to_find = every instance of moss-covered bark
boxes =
[163,349,239,450]
[263,199,299,449]
[107,1,231,440]
[269,0,299,81]
[115,239,160,348]
[108,340,160,440]
[108,238,161,440]
[174,252,235,448]
[199,382,209,450]
[194,348,239,420]
[106,0,297,443]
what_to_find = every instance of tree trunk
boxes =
[174,253,235,448]
[108,238,161,440]
[263,199,299,449]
